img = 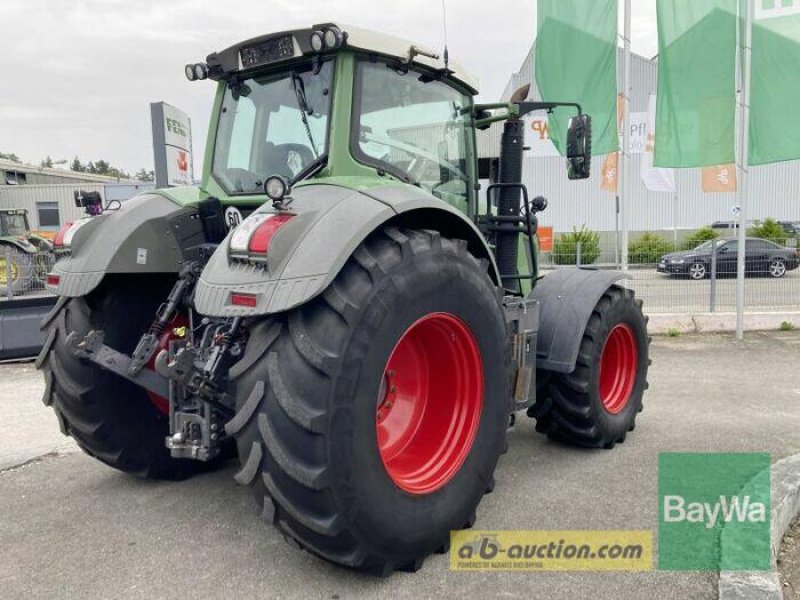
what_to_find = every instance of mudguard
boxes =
[0,237,37,254]
[193,183,499,317]
[47,194,207,297]
[531,268,629,374]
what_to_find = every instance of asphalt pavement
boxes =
[2,332,800,599]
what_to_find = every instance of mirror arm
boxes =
[471,101,583,130]
[516,101,583,119]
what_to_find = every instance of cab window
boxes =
[352,60,474,210]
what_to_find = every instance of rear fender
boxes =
[48,194,207,297]
[0,238,36,254]
[193,184,498,317]
[531,268,629,373]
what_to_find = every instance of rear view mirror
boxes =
[566,114,592,180]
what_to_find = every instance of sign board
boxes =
[150,102,194,187]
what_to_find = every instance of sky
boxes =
[0,0,658,175]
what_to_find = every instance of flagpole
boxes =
[620,0,632,272]
[736,0,753,340]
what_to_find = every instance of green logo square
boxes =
[658,453,770,571]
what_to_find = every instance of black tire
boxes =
[37,276,214,480]
[768,258,787,279]
[0,246,34,295]
[689,261,707,280]
[529,286,649,449]
[227,228,510,574]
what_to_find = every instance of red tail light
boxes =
[53,222,74,248]
[230,292,258,307]
[248,213,295,254]
[46,274,60,287]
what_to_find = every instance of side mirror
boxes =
[566,114,592,180]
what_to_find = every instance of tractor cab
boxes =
[0,209,32,239]
[189,24,481,216]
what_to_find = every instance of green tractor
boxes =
[39,24,649,574]
[0,208,54,294]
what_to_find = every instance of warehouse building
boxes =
[482,47,800,243]
[0,159,153,232]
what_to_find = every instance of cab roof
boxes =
[205,22,479,95]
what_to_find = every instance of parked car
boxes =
[778,221,800,237]
[658,237,799,280]
[711,220,800,237]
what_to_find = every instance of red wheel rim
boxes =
[598,323,639,415]
[145,316,189,415]
[376,313,483,495]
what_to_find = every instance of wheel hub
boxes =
[598,323,638,415]
[376,313,483,495]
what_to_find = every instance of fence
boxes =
[1,247,53,301]
[540,227,800,315]
[3,229,800,317]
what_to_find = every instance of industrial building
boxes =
[482,48,800,242]
[0,159,153,232]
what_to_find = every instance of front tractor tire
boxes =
[227,228,511,574]
[530,286,649,449]
[37,277,212,480]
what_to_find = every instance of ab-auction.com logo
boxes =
[450,530,652,572]
[658,453,771,571]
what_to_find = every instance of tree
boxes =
[0,151,20,162]
[70,157,85,172]
[40,156,54,168]
[552,226,601,266]
[748,218,787,245]
[682,226,720,250]
[134,168,155,182]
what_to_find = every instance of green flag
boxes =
[655,0,738,167]
[535,0,619,157]
[750,4,800,165]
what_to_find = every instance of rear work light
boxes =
[229,212,295,259]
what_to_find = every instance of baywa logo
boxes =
[663,494,767,529]
[166,117,188,138]
[658,453,771,571]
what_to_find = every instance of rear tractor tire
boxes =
[530,286,649,449]
[37,277,217,480]
[227,228,511,574]
[0,246,34,295]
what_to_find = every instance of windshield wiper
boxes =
[290,154,328,187]
[291,72,319,159]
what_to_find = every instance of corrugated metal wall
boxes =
[0,183,154,230]
[479,48,800,235]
